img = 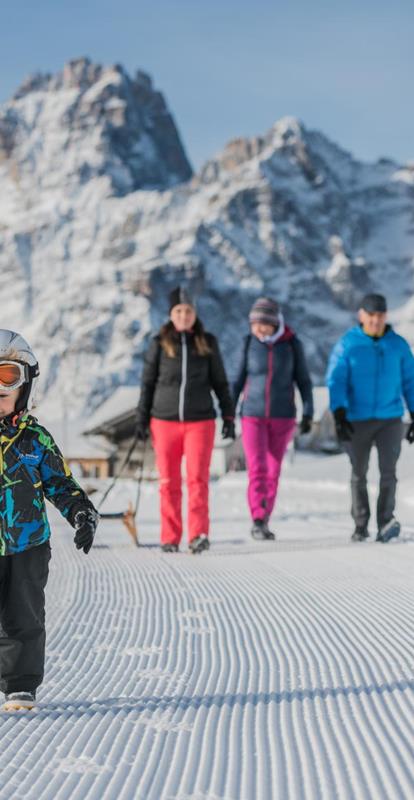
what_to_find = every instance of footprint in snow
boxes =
[54,756,111,775]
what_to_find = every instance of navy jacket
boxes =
[326,325,414,420]
[232,329,314,419]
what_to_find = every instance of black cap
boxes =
[169,286,194,312]
[360,293,387,313]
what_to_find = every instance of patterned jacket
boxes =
[0,412,96,556]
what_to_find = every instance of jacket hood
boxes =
[279,324,295,342]
[251,313,294,345]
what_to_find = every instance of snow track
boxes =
[0,461,413,799]
[0,527,412,799]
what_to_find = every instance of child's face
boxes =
[0,388,20,419]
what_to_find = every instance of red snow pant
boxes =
[242,417,296,521]
[150,418,216,545]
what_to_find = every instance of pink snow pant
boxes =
[150,418,215,545]
[242,417,296,521]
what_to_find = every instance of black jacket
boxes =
[232,329,314,419]
[137,331,234,423]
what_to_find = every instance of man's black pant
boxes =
[0,542,50,694]
[343,418,404,531]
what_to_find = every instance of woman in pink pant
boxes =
[136,287,235,553]
[233,298,314,540]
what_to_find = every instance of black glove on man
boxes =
[333,407,354,442]
[136,419,149,442]
[299,415,312,435]
[222,419,236,440]
[406,412,414,444]
[74,508,99,554]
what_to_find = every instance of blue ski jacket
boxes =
[326,325,414,420]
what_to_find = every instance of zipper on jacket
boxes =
[373,340,380,417]
[265,345,273,417]
[179,332,188,421]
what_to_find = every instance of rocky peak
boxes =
[198,116,328,187]
[13,71,52,100]
[61,57,103,90]
[1,58,193,196]
[268,116,306,148]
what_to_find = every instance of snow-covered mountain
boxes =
[1,57,414,416]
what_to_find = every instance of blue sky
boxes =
[2,0,413,170]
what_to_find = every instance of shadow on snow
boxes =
[31,678,414,720]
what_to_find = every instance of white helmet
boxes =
[0,330,40,411]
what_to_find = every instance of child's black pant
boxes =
[0,542,50,694]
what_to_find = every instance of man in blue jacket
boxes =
[326,293,414,542]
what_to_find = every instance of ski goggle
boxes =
[0,361,29,392]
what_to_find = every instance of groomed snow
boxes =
[0,449,413,799]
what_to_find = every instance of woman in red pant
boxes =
[137,287,235,553]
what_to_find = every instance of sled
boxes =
[99,501,139,546]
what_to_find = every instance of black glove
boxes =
[222,419,236,440]
[73,508,99,554]
[136,419,149,442]
[333,407,354,442]
[299,415,312,435]
[406,412,414,444]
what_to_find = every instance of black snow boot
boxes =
[189,534,210,554]
[161,543,179,553]
[251,519,275,541]
[351,526,369,542]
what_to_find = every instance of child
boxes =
[233,298,314,539]
[136,287,235,553]
[0,330,99,711]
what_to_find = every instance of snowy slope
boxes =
[1,60,414,416]
[0,450,413,799]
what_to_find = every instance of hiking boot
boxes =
[3,691,36,711]
[189,534,210,554]
[251,519,276,541]
[351,526,369,542]
[376,518,401,543]
[161,543,179,553]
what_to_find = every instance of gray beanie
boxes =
[249,297,280,327]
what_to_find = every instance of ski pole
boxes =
[133,439,147,516]
[97,429,140,512]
